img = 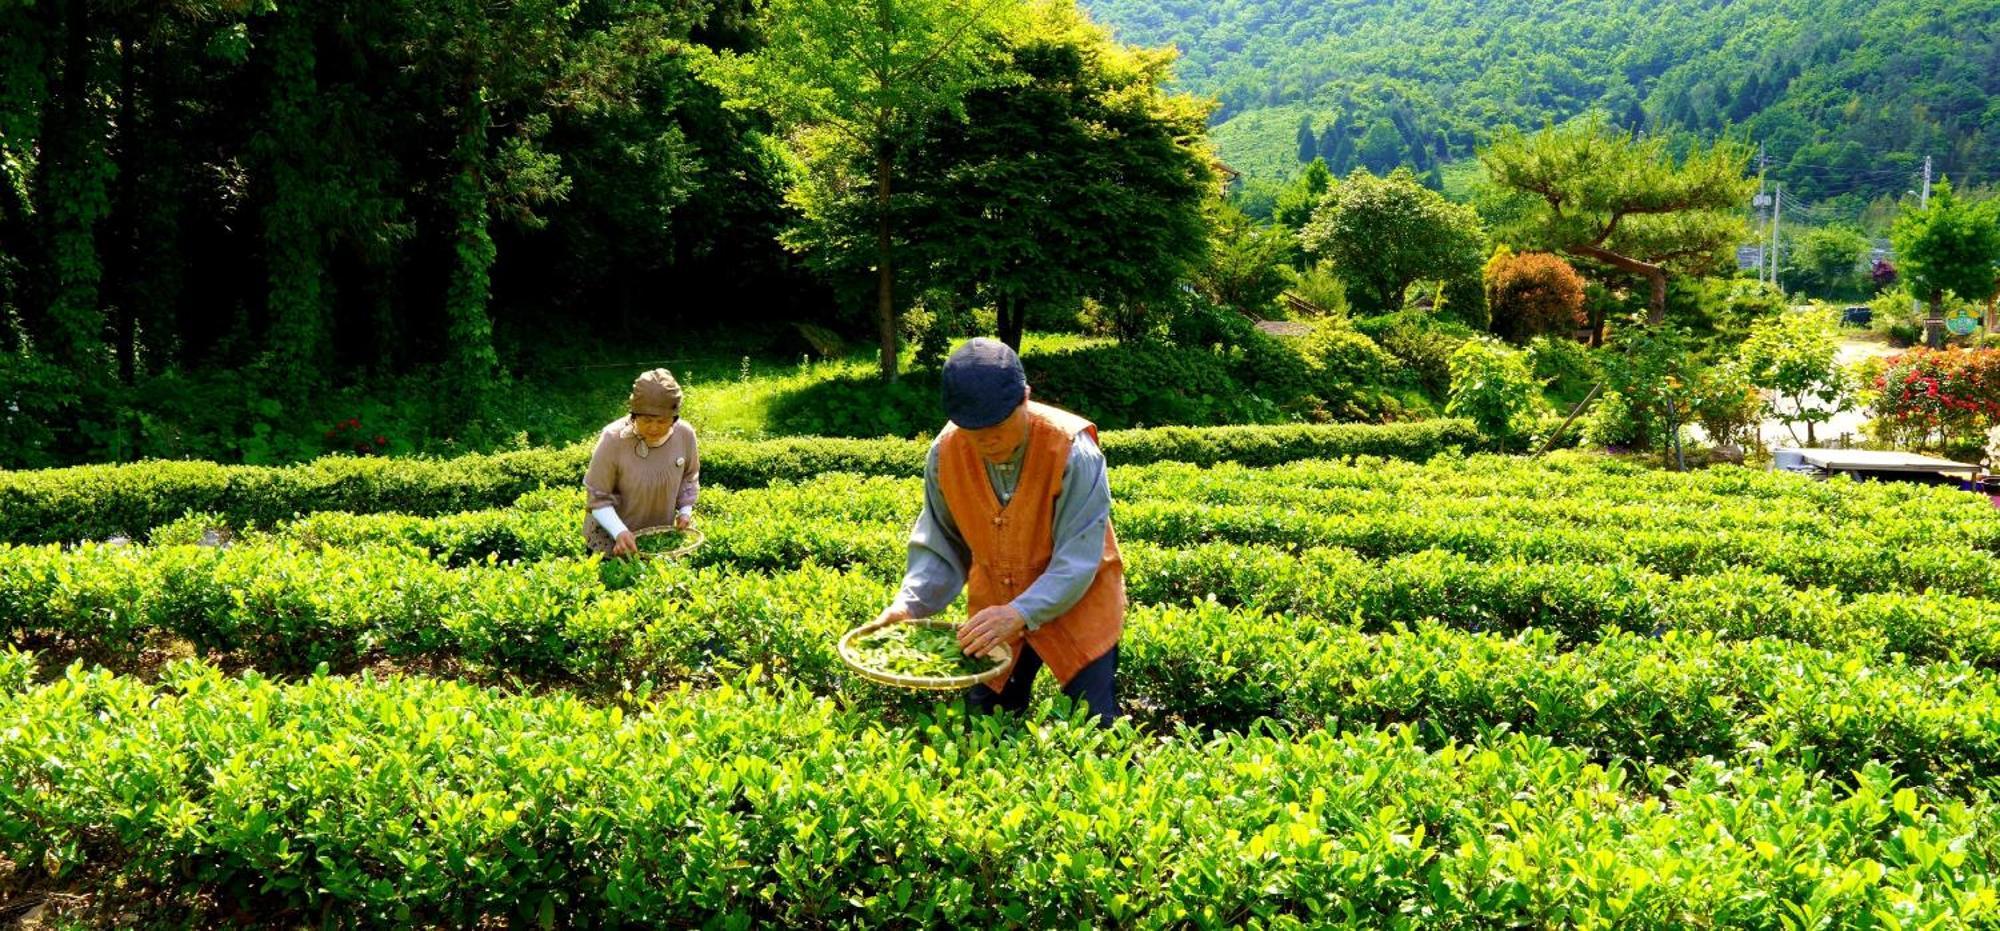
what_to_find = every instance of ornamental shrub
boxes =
[1870,348,2000,455]
[1445,339,1543,447]
[1485,250,1586,344]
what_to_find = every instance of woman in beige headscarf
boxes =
[584,369,700,556]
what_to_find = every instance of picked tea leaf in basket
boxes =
[837,618,1011,690]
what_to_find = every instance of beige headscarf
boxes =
[628,368,682,417]
[623,369,685,457]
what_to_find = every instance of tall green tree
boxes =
[1271,157,1330,231]
[1480,115,1753,326]
[19,0,117,372]
[252,3,335,383]
[704,0,1020,381]
[415,0,582,395]
[1785,225,1871,300]
[1890,180,2000,347]
[897,3,1214,349]
[1316,117,1352,173]
[1196,203,1296,316]
[1298,167,1486,316]
[1355,118,1403,174]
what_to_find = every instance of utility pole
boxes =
[1922,155,1933,209]
[1756,143,1770,284]
[1769,183,1783,294]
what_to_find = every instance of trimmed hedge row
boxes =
[1116,499,2000,600]
[1126,543,2000,670]
[1108,454,2000,552]
[264,486,2000,671]
[11,541,2000,786]
[2,654,1995,929]
[263,461,2000,609]
[28,499,2000,679]
[0,420,1484,545]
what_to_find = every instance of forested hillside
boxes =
[1085,0,2000,208]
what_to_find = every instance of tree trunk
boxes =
[1571,244,1668,325]
[111,23,138,386]
[259,6,329,384]
[443,91,498,397]
[875,146,898,383]
[1925,292,1946,349]
[31,0,110,371]
[1644,267,1667,326]
[997,300,1025,351]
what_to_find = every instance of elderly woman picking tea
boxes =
[584,369,700,556]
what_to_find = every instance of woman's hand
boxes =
[867,603,912,633]
[675,512,694,531]
[958,605,1026,657]
[612,531,638,557]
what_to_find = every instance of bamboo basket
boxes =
[837,618,1013,691]
[630,525,705,561]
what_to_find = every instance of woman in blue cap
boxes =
[869,338,1126,726]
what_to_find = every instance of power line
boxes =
[1759,165,1922,180]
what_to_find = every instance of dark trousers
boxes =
[966,643,1119,727]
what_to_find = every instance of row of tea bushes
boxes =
[9,542,2000,785]
[0,421,1485,544]
[2,652,1995,928]
[15,529,2000,681]
[254,454,2000,600]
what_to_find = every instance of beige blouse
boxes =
[583,417,700,542]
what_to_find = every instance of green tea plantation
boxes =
[6,424,2000,927]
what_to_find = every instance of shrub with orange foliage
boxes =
[1485,251,1587,344]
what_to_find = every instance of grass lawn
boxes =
[499,331,1112,447]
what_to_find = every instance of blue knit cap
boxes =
[941,338,1027,429]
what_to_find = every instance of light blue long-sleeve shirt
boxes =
[892,431,1111,629]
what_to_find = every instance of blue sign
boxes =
[1947,314,1981,336]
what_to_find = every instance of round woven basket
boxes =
[630,525,705,561]
[837,618,1012,691]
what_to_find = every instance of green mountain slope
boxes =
[1083,0,2000,207]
